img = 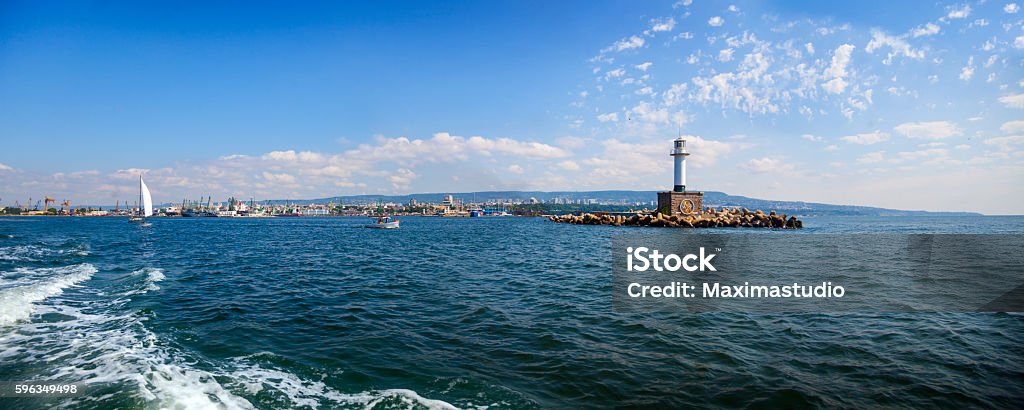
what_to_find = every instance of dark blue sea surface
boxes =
[0,215,1022,409]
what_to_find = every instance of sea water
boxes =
[0,216,1022,408]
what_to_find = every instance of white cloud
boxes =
[635,62,653,71]
[110,168,151,180]
[983,135,1024,150]
[801,134,824,142]
[708,16,724,27]
[597,112,619,122]
[1015,36,1024,49]
[347,133,468,165]
[507,164,524,174]
[261,150,325,162]
[912,23,941,38]
[346,132,569,166]
[466,136,570,159]
[718,48,735,62]
[804,42,815,54]
[985,55,999,68]
[1000,120,1024,133]
[1006,3,1020,14]
[556,160,581,171]
[262,171,297,185]
[662,83,689,106]
[894,121,963,139]
[604,68,625,79]
[998,93,1024,108]
[823,44,855,94]
[959,56,975,81]
[388,168,416,189]
[895,148,949,163]
[841,131,890,145]
[636,86,654,95]
[857,151,886,163]
[865,30,925,64]
[742,157,795,174]
[628,101,670,124]
[947,4,971,19]
[555,136,586,149]
[651,17,676,32]
[0,163,12,172]
[609,35,645,52]
[688,45,810,115]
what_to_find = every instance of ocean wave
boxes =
[46,315,460,410]
[228,361,458,409]
[0,263,97,325]
[129,267,165,292]
[0,264,460,410]
[0,244,89,262]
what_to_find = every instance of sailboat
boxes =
[129,175,153,223]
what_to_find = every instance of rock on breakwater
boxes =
[547,208,803,229]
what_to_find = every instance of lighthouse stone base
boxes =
[658,191,703,215]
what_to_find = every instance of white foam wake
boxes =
[228,361,458,409]
[0,263,96,325]
[130,267,165,292]
[0,244,89,262]
[0,264,461,410]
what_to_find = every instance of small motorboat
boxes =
[366,216,400,229]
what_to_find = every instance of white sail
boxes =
[140,176,153,217]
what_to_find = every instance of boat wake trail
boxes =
[0,263,96,325]
[0,262,461,409]
[0,243,90,262]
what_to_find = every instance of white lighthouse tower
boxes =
[671,137,689,192]
[658,136,703,215]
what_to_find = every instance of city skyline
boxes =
[1,1,1023,214]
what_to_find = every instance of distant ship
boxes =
[181,210,216,217]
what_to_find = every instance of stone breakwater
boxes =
[547,208,803,229]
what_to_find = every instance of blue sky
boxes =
[1,0,1022,213]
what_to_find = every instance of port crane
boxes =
[44,196,55,211]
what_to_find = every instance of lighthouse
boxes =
[671,137,689,192]
[657,136,703,215]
